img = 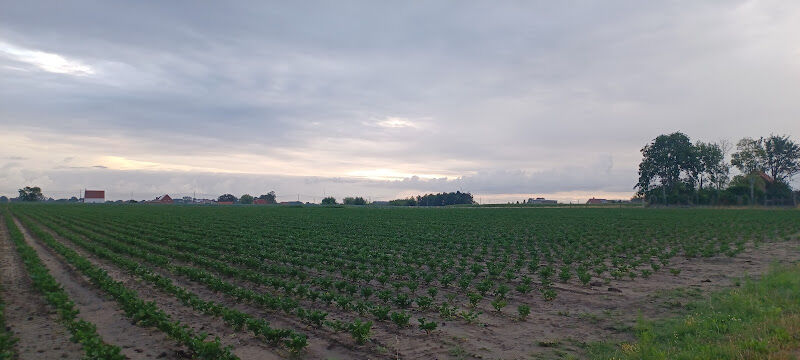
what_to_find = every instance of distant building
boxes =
[586,198,608,204]
[527,197,557,205]
[216,201,234,205]
[84,190,105,203]
[253,199,268,205]
[149,194,174,204]
[279,201,304,206]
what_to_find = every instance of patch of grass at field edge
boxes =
[588,262,800,359]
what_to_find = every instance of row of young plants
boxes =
[9,211,240,360]
[1,211,124,359]
[53,207,548,312]
[24,208,500,345]
[20,212,311,353]
[37,209,517,326]
[30,211,450,345]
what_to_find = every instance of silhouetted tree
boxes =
[18,186,44,202]
[321,196,337,205]
[343,196,367,205]
[257,191,277,204]
[217,194,238,203]
[239,194,254,204]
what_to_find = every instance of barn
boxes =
[150,194,174,204]
[84,190,105,203]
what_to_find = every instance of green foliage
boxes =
[17,186,44,202]
[321,196,337,205]
[417,317,437,334]
[0,285,17,359]
[217,193,237,203]
[591,264,800,359]
[347,319,372,344]
[257,191,277,204]
[517,304,531,321]
[239,194,254,204]
[343,197,367,205]
[390,311,411,327]
[490,297,507,312]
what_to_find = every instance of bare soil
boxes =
[0,217,83,360]
[11,217,191,359]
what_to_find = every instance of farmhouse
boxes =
[149,194,174,204]
[586,198,608,204]
[527,197,557,204]
[253,199,268,205]
[83,190,105,203]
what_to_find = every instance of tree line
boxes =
[635,132,800,205]
[388,191,475,206]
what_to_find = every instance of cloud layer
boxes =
[2,1,799,202]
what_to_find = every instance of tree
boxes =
[239,194,254,204]
[18,186,44,202]
[763,135,800,183]
[0,196,8,203]
[257,191,277,204]
[731,137,767,204]
[389,198,417,206]
[635,132,698,204]
[217,194,238,203]
[321,196,337,205]
[695,142,725,190]
[415,191,474,206]
[343,196,367,205]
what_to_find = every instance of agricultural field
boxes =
[1,205,799,359]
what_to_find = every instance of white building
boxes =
[84,190,105,203]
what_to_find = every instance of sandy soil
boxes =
[12,217,191,359]
[0,216,83,360]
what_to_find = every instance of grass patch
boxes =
[590,263,800,359]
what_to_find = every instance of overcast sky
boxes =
[2,1,799,202]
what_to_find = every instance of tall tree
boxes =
[321,196,337,205]
[695,141,728,190]
[18,186,44,202]
[731,137,767,204]
[635,132,697,204]
[257,191,277,204]
[763,134,800,183]
[217,193,238,203]
[239,194,254,204]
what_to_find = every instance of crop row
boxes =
[32,209,495,325]
[10,211,239,360]
[2,211,124,359]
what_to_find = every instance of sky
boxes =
[1,1,800,203]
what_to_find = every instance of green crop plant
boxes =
[417,318,437,334]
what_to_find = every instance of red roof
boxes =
[85,190,105,199]
[150,194,173,204]
[254,199,267,205]
[217,201,234,205]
